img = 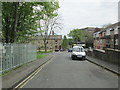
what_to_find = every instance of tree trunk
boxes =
[44,43,47,52]
[5,17,9,43]
[10,2,19,43]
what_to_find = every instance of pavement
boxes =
[2,54,54,89]
[86,56,119,75]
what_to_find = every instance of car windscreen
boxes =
[73,48,84,52]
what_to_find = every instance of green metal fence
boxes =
[0,43,37,73]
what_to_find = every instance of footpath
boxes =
[2,55,54,89]
[86,56,119,75]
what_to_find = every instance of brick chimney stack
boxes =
[52,31,54,35]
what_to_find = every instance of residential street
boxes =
[1,1,120,90]
[22,52,118,88]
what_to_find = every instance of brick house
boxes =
[93,28,101,49]
[118,23,120,49]
[105,23,119,49]
[100,30,106,49]
[93,22,120,50]
[29,34,62,51]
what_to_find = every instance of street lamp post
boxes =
[85,36,88,48]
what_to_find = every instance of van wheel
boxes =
[81,58,83,61]
[82,57,86,60]
[71,56,74,60]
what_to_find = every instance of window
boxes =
[114,26,118,34]
[93,33,96,37]
[115,39,118,45]
[55,40,58,43]
[106,39,110,44]
[73,48,84,52]
[100,39,102,44]
[106,29,111,35]
[55,45,58,49]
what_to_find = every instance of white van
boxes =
[71,46,86,60]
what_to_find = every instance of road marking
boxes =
[13,56,54,89]
[19,67,43,88]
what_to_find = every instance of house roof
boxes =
[94,28,102,33]
[105,22,120,29]
[93,22,120,34]
[80,27,95,33]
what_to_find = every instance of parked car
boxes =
[60,49,64,52]
[55,49,59,52]
[71,46,86,60]
[68,48,73,52]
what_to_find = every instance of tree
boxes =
[15,2,40,43]
[2,2,61,52]
[83,31,94,47]
[2,2,41,43]
[2,2,51,43]
[61,35,68,50]
[0,2,2,43]
[102,23,112,28]
[35,2,61,52]
[67,38,74,48]
[68,29,83,43]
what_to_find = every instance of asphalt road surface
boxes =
[22,52,118,88]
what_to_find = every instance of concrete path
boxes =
[86,56,119,75]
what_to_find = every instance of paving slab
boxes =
[86,56,119,75]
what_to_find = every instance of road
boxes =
[22,52,118,88]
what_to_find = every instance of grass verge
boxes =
[37,54,47,59]
[37,51,52,54]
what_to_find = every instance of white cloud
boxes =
[58,0,119,36]
[59,0,119,3]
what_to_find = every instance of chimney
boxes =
[52,31,54,35]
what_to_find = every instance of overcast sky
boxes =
[57,0,119,36]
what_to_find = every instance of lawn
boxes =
[37,51,52,54]
[37,54,47,59]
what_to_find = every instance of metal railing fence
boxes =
[0,43,37,73]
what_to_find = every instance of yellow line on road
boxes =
[14,66,40,89]
[14,56,54,89]
[19,67,43,88]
